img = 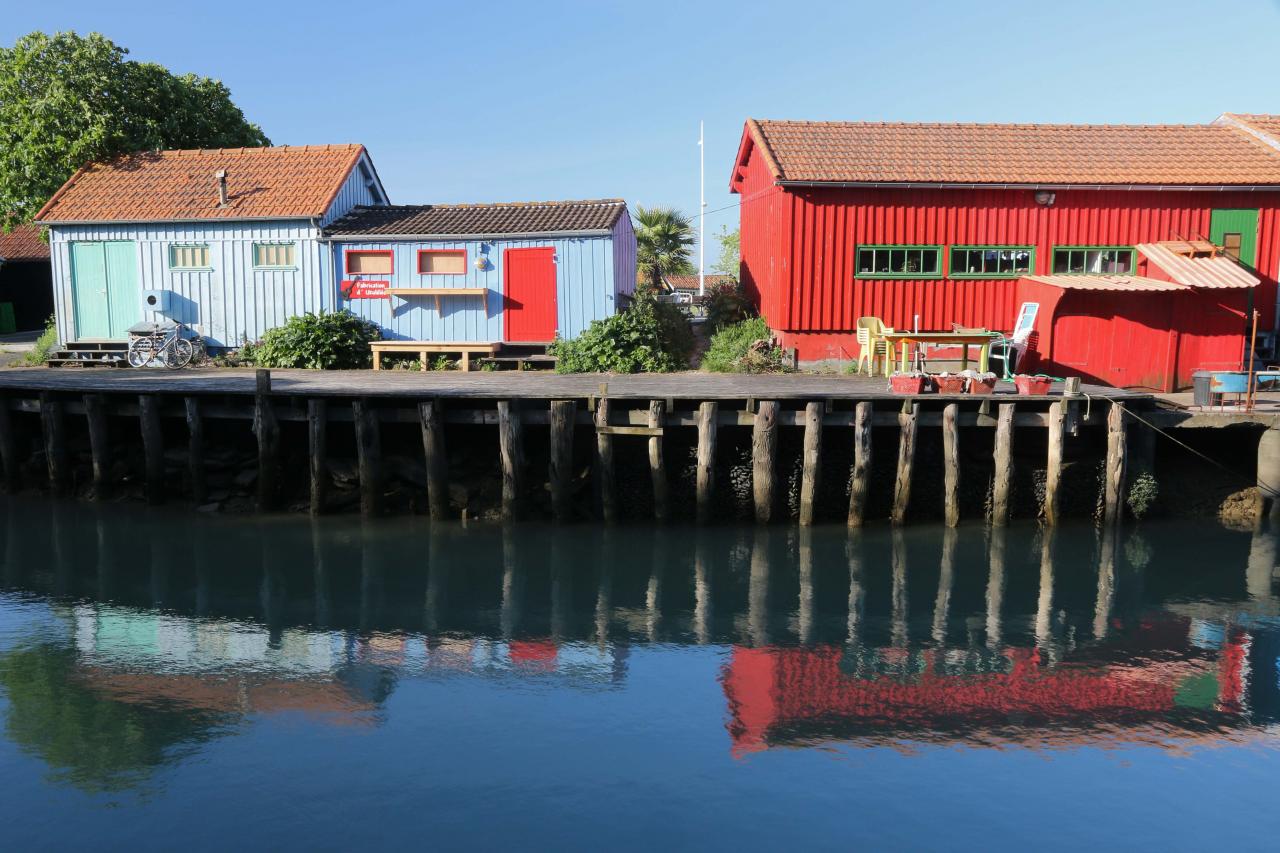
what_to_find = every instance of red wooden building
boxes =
[730,113,1280,389]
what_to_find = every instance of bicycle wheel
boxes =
[127,337,155,368]
[167,338,195,369]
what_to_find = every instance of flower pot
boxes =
[934,375,967,394]
[890,374,927,395]
[968,376,997,394]
[1014,375,1054,396]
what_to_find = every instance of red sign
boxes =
[341,279,390,300]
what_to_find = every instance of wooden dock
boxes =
[0,366,1261,525]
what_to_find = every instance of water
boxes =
[1,498,1278,851]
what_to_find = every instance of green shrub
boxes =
[704,280,754,331]
[253,311,381,370]
[552,290,694,373]
[1127,472,1159,519]
[701,317,785,373]
[19,316,57,366]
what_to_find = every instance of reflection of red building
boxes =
[722,640,1247,757]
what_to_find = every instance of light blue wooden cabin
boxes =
[323,200,636,345]
[35,145,388,352]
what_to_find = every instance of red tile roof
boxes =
[739,116,1280,186]
[0,224,49,261]
[659,273,736,292]
[35,145,368,223]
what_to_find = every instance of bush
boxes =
[19,316,57,366]
[253,311,381,370]
[704,280,754,331]
[552,290,694,373]
[701,317,785,373]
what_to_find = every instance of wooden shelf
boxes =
[386,287,489,312]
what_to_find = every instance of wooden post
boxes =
[254,369,280,511]
[942,402,960,528]
[419,399,448,520]
[39,392,68,494]
[752,400,779,524]
[83,393,110,499]
[498,401,524,521]
[138,395,164,505]
[550,400,576,522]
[353,399,383,517]
[799,401,822,526]
[0,394,17,491]
[891,402,918,525]
[307,399,327,515]
[648,400,668,522]
[848,401,872,527]
[1103,401,1128,527]
[594,397,616,523]
[696,401,718,524]
[1045,401,1065,525]
[991,403,1015,527]
[185,397,207,505]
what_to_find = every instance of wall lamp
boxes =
[1034,191,1057,207]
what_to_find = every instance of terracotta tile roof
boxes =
[742,116,1280,186]
[657,273,736,292]
[0,224,49,261]
[35,145,367,223]
[325,199,628,237]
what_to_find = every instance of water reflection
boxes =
[2,496,1280,794]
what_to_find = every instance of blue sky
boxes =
[6,0,1280,256]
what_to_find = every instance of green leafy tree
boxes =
[635,205,695,292]
[712,226,740,278]
[0,31,270,229]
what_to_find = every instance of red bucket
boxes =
[934,375,967,394]
[968,376,997,394]
[890,374,927,395]
[1014,375,1053,396]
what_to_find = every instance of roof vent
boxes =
[215,169,229,207]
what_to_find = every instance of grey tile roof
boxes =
[326,199,628,238]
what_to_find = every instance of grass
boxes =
[18,317,57,366]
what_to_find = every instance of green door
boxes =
[1210,209,1258,267]
[70,241,139,339]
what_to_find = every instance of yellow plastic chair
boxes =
[856,317,894,377]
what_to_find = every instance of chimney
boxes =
[215,169,228,207]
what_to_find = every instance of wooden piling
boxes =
[185,397,207,505]
[1103,402,1128,526]
[991,403,1015,527]
[498,401,524,521]
[799,401,822,526]
[254,369,280,511]
[848,401,872,527]
[138,395,164,504]
[353,399,383,516]
[550,400,576,522]
[752,400,779,524]
[942,402,960,527]
[307,399,327,515]
[594,397,617,523]
[39,392,68,494]
[0,394,16,491]
[696,401,718,524]
[83,394,110,499]
[1045,401,1065,524]
[891,402,918,525]
[419,399,448,520]
[648,400,668,522]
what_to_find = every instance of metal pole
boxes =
[699,120,706,298]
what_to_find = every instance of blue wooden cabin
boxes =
[323,200,636,346]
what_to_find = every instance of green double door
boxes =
[70,241,140,339]
[1210,209,1258,267]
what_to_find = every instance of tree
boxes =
[713,225,740,278]
[635,205,695,292]
[0,31,270,229]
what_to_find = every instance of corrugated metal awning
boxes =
[1136,242,1259,289]
[1022,274,1186,292]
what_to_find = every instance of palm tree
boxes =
[635,206,695,292]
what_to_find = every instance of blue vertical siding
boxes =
[333,234,620,342]
[319,153,387,227]
[611,214,637,300]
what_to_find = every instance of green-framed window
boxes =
[169,244,211,271]
[253,242,297,269]
[949,246,1034,278]
[1051,246,1135,275]
[855,245,942,279]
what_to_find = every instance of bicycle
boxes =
[126,321,198,369]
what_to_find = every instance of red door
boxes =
[504,247,558,341]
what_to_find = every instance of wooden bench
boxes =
[370,341,500,372]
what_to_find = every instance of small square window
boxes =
[346,250,393,275]
[253,242,296,269]
[170,244,210,270]
[855,246,942,279]
[418,249,467,275]
[1051,247,1134,276]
